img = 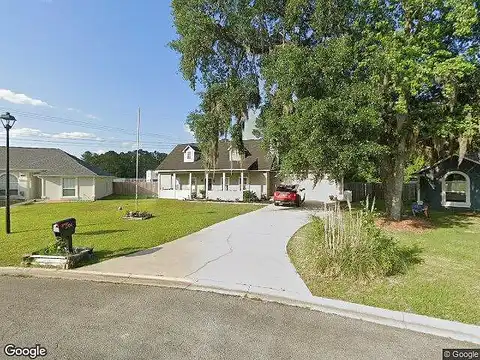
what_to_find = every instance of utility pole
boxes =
[135,107,140,212]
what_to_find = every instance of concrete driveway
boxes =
[84,203,323,297]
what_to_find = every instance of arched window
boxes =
[442,171,470,208]
[0,174,19,196]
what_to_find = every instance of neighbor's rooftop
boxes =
[0,146,112,176]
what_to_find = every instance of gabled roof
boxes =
[415,153,480,175]
[182,144,200,152]
[0,147,113,176]
[156,139,274,171]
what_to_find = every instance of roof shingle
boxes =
[0,147,112,176]
[156,139,275,171]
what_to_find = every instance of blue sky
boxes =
[0,0,199,156]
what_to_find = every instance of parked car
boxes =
[273,184,305,207]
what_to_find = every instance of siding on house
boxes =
[78,177,94,200]
[419,157,480,211]
[95,177,113,199]
[44,177,62,200]
[40,176,112,201]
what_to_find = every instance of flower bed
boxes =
[123,211,153,220]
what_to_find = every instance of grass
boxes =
[288,210,480,325]
[0,198,263,267]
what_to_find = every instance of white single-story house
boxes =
[0,147,114,202]
[155,139,344,202]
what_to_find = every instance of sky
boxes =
[0,0,200,157]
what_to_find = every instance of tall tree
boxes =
[81,150,167,178]
[171,0,480,220]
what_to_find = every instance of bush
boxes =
[307,203,421,280]
[243,190,258,203]
[199,189,206,198]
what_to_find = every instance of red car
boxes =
[273,185,305,207]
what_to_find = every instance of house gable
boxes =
[182,145,196,163]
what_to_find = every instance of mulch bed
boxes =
[375,217,434,233]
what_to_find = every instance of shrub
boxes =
[307,201,421,280]
[243,190,258,202]
[199,189,206,198]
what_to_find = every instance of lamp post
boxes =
[1,112,17,234]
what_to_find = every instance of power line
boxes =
[0,107,192,142]
[0,134,179,147]
[3,137,176,150]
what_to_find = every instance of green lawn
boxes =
[288,211,480,325]
[0,198,263,266]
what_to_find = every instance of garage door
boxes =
[281,175,339,202]
[297,178,338,202]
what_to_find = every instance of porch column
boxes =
[76,177,80,200]
[157,173,162,198]
[240,171,244,191]
[41,178,45,198]
[264,172,268,197]
[205,172,209,199]
[417,175,421,202]
[173,173,176,199]
[189,173,192,199]
[222,172,226,191]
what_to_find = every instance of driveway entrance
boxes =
[84,204,320,297]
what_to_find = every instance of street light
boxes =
[0,112,17,234]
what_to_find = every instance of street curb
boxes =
[1,267,479,344]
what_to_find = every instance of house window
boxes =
[230,149,241,161]
[62,178,77,197]
[0,174,19,196]
[183,147,195,162]
[237,176,249,190]
[207,177,214,191]
[442,171,470,208]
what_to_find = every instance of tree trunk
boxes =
[383,136,407,221]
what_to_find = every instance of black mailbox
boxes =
[52,218,76,253]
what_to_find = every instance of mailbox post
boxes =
[52,218,76,253]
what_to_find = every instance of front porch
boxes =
[157,170,271,201]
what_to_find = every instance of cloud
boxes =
[66,107,100,121]
[183,124,194,136]
[10,128,50,138]
[52,132,102,140]
[0,89,52,107]
[94,149,106,155]
[6,127,102,141]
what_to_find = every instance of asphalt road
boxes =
[0,276,474,360]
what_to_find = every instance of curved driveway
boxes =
[84,203,323,297]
